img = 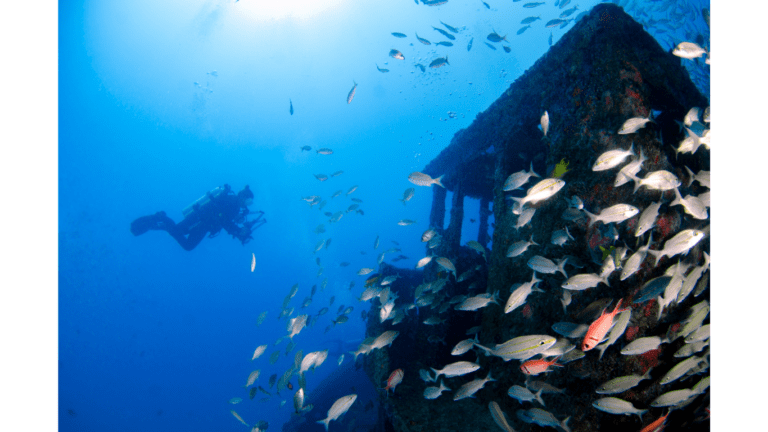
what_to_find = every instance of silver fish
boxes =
[540,111,549,136]
[620,234,653,280]
[677,252,709,304]
[476,335,557,361]
[489,401,516,432]
[545,18,566,28]
[621,336,666,355]
[551,227,574,246]
[512,178,565,208]
[317,394,357,431]
[451,337,477,356]
[453,372,495,400]
[505,273,543,314]
[561,273,608,291]
[415,256,433,269]
[672,42,707,59]
[521,16,541,24]
[389,49,405,60]
[415,32,431,45]
[659,354,707,386]
[517,408,570,431]
[421,228,437,242]
[408,172,444,187]
[584,203,639,226]
[650,389,695,407]
[435,257,456,273]
[400,188,415,204]
[592,398,647,420]
[670,187,708,220]
[346,81,357,104]
[592,143,635,171]
[507,385,545,406]
[430,361,480,379]
[648,229,705,265]
[596,370,652,394]
[634,201,661,237]
[397,219,417,226]
[433,26,456,40]
[429,56,450,68]
[506,235,538,258]
[423,381,450,399]
[370,330,399,350]
[683,166,710,188]
[618,117,652,135]
[513,207,536,230]
[503,162,540,191]
[455,293,498,311]
[629,170,681,193]
[440,20,459,33]
[527,255,568,278]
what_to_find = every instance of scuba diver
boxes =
[130,184,266,251]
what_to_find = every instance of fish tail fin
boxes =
[430,368,441,381]
[597,342,608,361]
[529,161,540,178]
[561,416,571,432]
[433,175,445,188]
[670,187,683,207]
[317,418,331,431]
[530,234,539,246]
[636,410,648,422]
[445,55,449,65]
[684,165,695,187]
[531,271,541,286]
[655,295,666,321]
[556,258,569,279]
[647,249,663,267]
[629,141,636,157]
[583,209,597,226]
[534,388,545,406]
[552,356,563,367]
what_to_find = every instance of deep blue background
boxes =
[57,1,710,431]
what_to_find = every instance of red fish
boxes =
[582,299,628,351]
[520,356,562,375]
[638,410,669,432]
[382,369,404,396]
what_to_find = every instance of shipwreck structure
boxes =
[356,4,710,432]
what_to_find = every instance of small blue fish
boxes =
[467,37,474,51]
[289,99,293,115]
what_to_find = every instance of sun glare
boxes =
[235,0,347,21]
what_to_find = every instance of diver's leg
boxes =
[166,224,207,251]
[130,212,175,236]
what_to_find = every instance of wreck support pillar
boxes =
[478,197,491,247]
[444,180,464,252]
[429,186,447,231]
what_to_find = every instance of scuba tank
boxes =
[182,186,227,217]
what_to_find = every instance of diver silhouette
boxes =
[130,184,266,251]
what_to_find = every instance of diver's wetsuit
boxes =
[131,187,261,251]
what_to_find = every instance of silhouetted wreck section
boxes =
[361,4,709,432]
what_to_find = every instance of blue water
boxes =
[58,1,710,431]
